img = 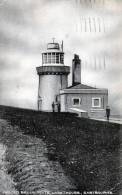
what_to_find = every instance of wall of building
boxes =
[38,75,68,111]
[60,94,66,112]
[60,92,108,118]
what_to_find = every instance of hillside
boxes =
[0,105,121,194]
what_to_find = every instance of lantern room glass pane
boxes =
[60,53,64,64]
[52,53,55,63]
[43,53,47,64]
[48,53,51,63]
[56,53,59,63]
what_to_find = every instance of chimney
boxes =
[72,54,81,86]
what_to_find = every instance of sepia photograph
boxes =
[0,0,121,194]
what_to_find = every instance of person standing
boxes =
[58,102,61,113]
[106,106,110,121]
[52,102,55,112]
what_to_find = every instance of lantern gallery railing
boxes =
[36,66,70,75]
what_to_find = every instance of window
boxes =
[56,53,59,63]
[92,97,101,108]
[72,98,81,106]
[48,53,51,63]
[60,54,64,64]
[43,53,47,64]
[52,53,56,63]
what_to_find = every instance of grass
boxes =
[0,105,121,194]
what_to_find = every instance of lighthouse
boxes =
[36,40,70,111]
[36,40,108,118]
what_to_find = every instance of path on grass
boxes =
[0,142,18,194]
[0,119,76,194]
[91,117,122,124]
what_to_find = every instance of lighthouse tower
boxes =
[36,40,70,111]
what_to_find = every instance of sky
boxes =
[0,0,121,115]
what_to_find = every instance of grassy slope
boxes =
[0,105,121,193]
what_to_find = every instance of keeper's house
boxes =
[60,83,108,118]
[60,54,108,118]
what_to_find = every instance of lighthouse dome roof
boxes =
[42,41,63,53]
[47,42,59,50]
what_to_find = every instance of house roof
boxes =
[66,83,97,90]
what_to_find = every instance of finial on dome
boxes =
[52,37,55,43]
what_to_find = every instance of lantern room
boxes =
[42,41,64,65]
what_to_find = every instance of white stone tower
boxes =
[36,40,70,111]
